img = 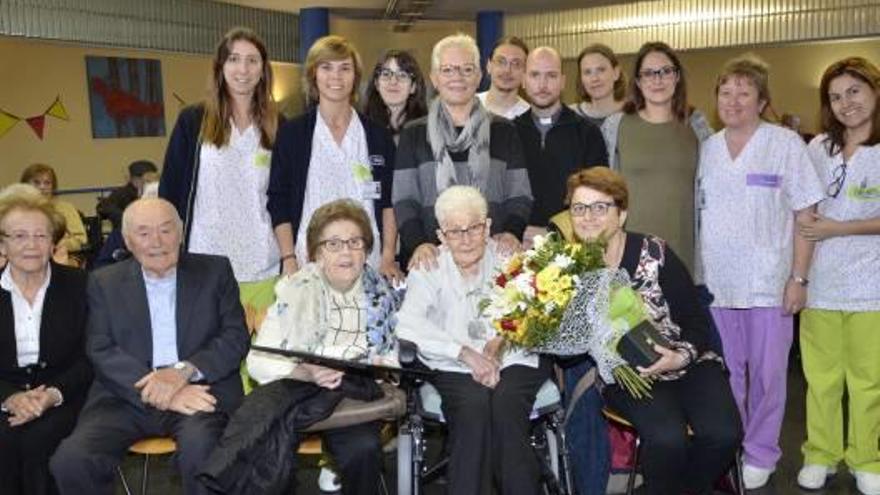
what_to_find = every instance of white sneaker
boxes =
[742,464,774,490]
[853,470,880,495]
[797,464,835,490]
[318,466,341,492]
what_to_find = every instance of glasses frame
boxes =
[491,55,525,71]
[377,68,413,84]
[318,237,367,253]
[570,201,617,218]
[437,64,478,79]
[637,65,679,81]
[826,159,848,199]
[440,221,487,241]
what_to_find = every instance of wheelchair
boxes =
[395,341,572,495]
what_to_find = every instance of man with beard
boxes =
[514,46,608,240]
[477,36,531,119]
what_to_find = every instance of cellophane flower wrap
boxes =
[480,232,654,398]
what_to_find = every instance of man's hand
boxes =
[492,233,522,257]
[167,385,217,416]
[135,368,189,410]
[459,346,500,388]
[300,364,344,390]
[408,243,440,271]
[637,345,688,377]
[783,279,807,315]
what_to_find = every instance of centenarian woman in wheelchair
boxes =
[199,199,400,495]
[397,185,552,495]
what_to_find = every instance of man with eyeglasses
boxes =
[513,46,608,248]
[477,36,531,120]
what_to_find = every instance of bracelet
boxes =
[790,275,809,287]
[280,253,296,262]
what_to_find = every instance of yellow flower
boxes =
[536,266,572,305]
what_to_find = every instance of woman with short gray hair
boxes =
[397,186,549,495]
[392,33,532,271]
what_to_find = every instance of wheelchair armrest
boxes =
[398,339,418,367]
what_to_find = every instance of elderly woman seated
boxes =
[201,199,400,495]
[396,185,551,495]
[0,184,91,495]
[552,168,743,495]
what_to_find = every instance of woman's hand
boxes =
[281,256,300,276]
[798,212,842,241]
[408,243,440,271]
[637,345,688,377]
[459,346,500,388]
[379,256,405,287]
[3,386,56,426]
[783,278,807,315]
[492,233,522,257]
[300,363,344,389]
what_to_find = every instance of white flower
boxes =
[512,271,536,299]
[552,253,574,270]
[532,234,548,250]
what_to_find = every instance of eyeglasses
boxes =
[570,201,617,217]
[492,56,524,71]
[438,64,478,79]
[378,69,413,83]
[1,231,52,245]
[826,160,848,198]
[637,65,678,81]
[441,221,486,241]
[319,237,366,252]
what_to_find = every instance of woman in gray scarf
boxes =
[391,33,533,271]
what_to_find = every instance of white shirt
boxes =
[188,123,280,282]
[698,123,824,307]
[477,91,530,120]
[396,243,539,373]
[806,136,880,311]
[295,109,381,267]
[1,265,51,367]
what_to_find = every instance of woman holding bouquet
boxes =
[396,186,551,495]
[552,167,741,495]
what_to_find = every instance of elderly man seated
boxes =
[50,198,250,495]
[396,186,551,495]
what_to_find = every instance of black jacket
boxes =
[514,106,608,226]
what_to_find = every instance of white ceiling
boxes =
[213,0,631,18]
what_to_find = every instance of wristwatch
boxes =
[790,275,809,287]
[172,361,195,380]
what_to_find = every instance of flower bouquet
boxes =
[480,232,658,398]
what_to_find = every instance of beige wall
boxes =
[561,37,880,133]
[0,35,301,214]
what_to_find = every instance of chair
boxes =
[396,378,572,495]
[602,408,746,495]
[117,436,177,495]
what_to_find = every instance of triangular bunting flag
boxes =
[0,110,20,138]
[45,96,69,121]
[26,115,46,139]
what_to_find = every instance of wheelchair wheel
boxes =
[397,430,415,495]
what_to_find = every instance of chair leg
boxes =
[140,453,150,495]
[117,465,133,495]
[626,437,640,495]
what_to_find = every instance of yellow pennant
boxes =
[0,110,21,138]
[45,96,70,121]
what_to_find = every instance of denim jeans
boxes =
[562,357,610,495]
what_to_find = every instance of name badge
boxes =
[746,173,782,188]
[254,150,271,168]
[369,154,385,168]
[361,181,381,200]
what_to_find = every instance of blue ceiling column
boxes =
[476,10,503,92]
[298,7,330,62]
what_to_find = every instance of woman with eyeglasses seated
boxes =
[600,42,712,273]
[794,58,880,494]
[0,184,91,495]
[204,199,400,495]
[551,167,742,495]
[397,186,551,495]
[19,164,87,266]
[392,33,532,271]
[363,50,428,144]
[697,55,824,490]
